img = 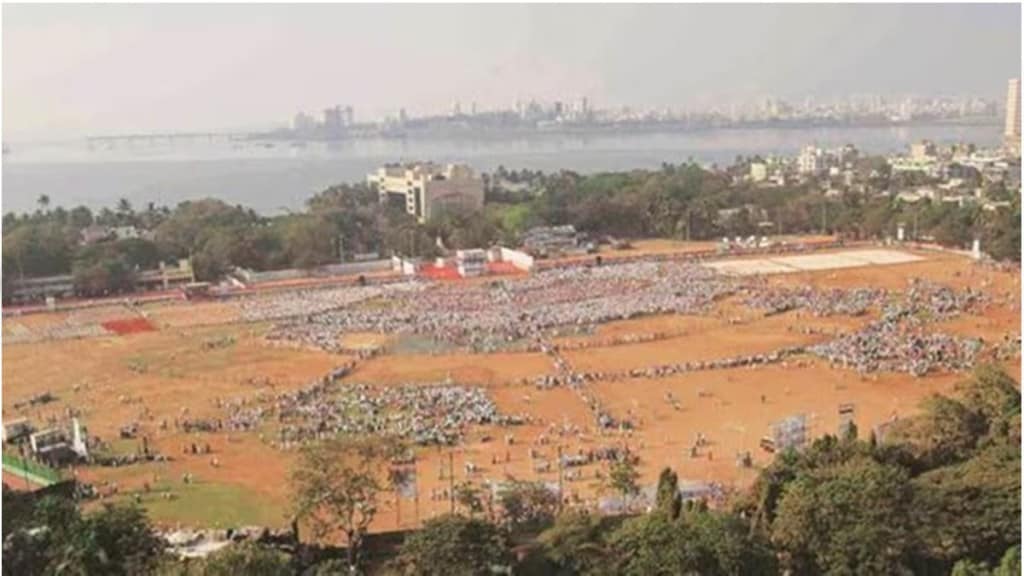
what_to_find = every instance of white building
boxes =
[1005,78,1021,156]
[797,146,822,175]
[368,162,485,223]
[111,225,141,240]
[749,162,768,182]
[910,140,937,160]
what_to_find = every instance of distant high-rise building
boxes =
[343,106,355,126]
[323,105,344,139]
[1004,78,1021,156]
[292,111,316,137]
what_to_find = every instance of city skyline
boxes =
[3,4,1020,140]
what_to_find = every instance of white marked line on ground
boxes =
[702,249,924,276]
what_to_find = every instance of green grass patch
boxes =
[389,334,457,355]
[132,480,286,529]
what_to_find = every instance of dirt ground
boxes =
[2,246,1019,533]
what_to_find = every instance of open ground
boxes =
[2,244,1019,533]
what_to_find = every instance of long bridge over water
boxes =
[85,132,254,145]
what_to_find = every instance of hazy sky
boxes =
[3,4,1021,140]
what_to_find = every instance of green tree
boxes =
[994,546,1021,576]
[606,512,697,576]
[2,497,165,576]
[951,558,993,576]
[536,510,612,575]
[283,214,337,269]
[72,253,137,296]
[885,394,986,469]
[453,481,485,518]
[771,457,914,575]
[686,507,778,576]
[291,436,403,572]
[606,459,640,512]
[69,206,95,229]
[72,504,167,576]
[911,445,1021,570]
[197,542,291,576]
[498,479,559,535]
[395,514,510,576]
[956,364,1022,437]
[654,467,681,519]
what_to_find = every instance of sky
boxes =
[2,4,1021,140]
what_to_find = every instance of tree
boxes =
[395,514,510,576]
[191,228,245,281]
[3,221,75,279]
[282,215,337,269]
[951,558,994,576]
[606,512,697,576]
[69,206,95,229]
[291,436,403,572]
[453,481,485,518]
[956,364,1022,437]
[2,483,35,538]
[72,253,137,296]
[536,510,612,575]
[654,467,681,519]
[686,507,778,576]
[994,546,1021,576]
[911,445,1021,570]
[116,198,134,217]
[197,542,291,576]
[2,496,165,576]
[307,558,349,576]
[37,194,50,212]
[498,479,559,535]
[771,457,914,575]
[605,458,640,512]
[154,199,260,263]
[884,394,986,469]
[72,504,167,576]
[980,197,1021,262]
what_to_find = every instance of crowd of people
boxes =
[267,261,739,352]
[810,320,982,377]
[808,280,989,376]
[238,282,421,323]
[744,285,888,317]
[221,365,527,447]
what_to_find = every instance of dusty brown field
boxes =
[2,247,1019,533]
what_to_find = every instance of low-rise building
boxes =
[749,162,768,182]
[136,259,195,291]
[2,418,33,443]
[910,140,937,160]
[521,225,579,256]
[80,225,112,246]
[7,274,75,302]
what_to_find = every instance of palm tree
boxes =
[116,198,135,225]
[37,194,50,212]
